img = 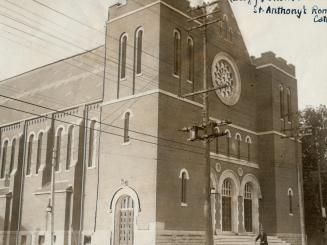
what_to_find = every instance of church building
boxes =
[0,0,304,245]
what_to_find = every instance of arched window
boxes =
[88,121,96,167]
[1,140,9,179]
[179,169,189,204]
[9,139,16,174]
[215,127,220,154]
[235,133,242,159]
[229,28,233,42]
[223,15,228,39]
[36,132,43,174]
[287,88,292,122]
[26,135,34,176]
[225,130,231,157]
[135,28,143,75]
[173,29,181,76]
[288,188,293,215]
[66,126,74,170]
[280,85,284,119]
[222,179,232,197]
[245,136,252,161]
[119,33,128,80]
[187,37,194,82]
[55,128,63,172]
[218,21,223,36]
[124,112,130,143]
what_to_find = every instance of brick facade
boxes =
[0,0,304,244]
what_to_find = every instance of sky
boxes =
[0,0,326,109]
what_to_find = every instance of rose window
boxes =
[211,53,241,106]
[213,60,235,98]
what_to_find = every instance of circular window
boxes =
[211,52,241,106]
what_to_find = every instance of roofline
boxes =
[0,44,105,83]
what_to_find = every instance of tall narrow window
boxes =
[223,15,228,39]
[187,37,194,82]
[236,134,241,159]
[179,169,189,205]
[124,112,130,143]
[173,29,181,76]
[222,179,232,231]
[135,28,143,75]
[67,126,74,170]
[181,172,187,203]
[88,121,96,167]
[287,88,292,122]
[244,183,253,232]
[26,135,34,176]
[225,130,231,157]
[55,128,63,172]
[1,140,9,178]
[245,136,252,162]
[288,189,293,215]
[280,85,284,119]
[215,137,219,154]
[119,34,128,80]
[36,132,43,174]
[9,139,16,174]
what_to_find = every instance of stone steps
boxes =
[214,234,291,245]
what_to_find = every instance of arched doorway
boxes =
[222,179,233,231]
[114,195,135,245]
[240,174,261,234]
[244,183,253,232]
[218,170,240,233]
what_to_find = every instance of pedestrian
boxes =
[255,225,268,245]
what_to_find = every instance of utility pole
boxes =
[46,114,57,245]
[282,112,310,245]
[50,150,56,245]
[313,125,327,238]
[179,2,229,245]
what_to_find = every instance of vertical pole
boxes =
[295,135,306,245]
[202,7,214,245]
[50,150,56,245]
[50,114,56,245]
[315,131,324,230]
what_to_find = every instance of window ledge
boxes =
[172,74,180,79]
[186,80,193,84]
[181,202,188,207]
[289,213,294,216]
[87,165,96,170]
[122,141,131,146]
[120,77,127,82]
[136,72,143,77]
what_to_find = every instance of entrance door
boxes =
[115,195,134,245]
[222,179,232,231]
[244,183,253,232]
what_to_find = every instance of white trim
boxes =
[210,152,259,169]
[224,129,231,138]
[235,132,242,141]
[179,168,190,179]
[108,1,161,23]
[256,64,296,79]
[245,135,252,144]
[288,188,294,196]
[102,89,288,138]
[108,1,202,25]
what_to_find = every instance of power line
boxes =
[30,0,104,34]
[0,104,205,157]
[0,94,205,150]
